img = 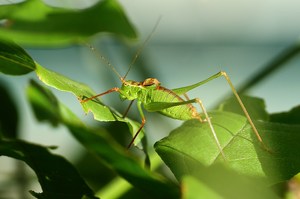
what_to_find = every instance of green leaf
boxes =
[180,166,279,199]
[218,95,269,121]
[0,80,19,138]
[34,63,118,121]
[155,111,300,185]
[35,63,144,145]
[270,105,300,125]
[26,79,61,126]
[26,80,180,199]
[0,139,98,199]
[0,39,35,75]
[0,0,137,46]
[181,176,223,199]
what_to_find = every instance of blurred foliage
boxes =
[0,139,98,199]
[0,80,19,138]
[0,0,137,46]
[270,106,300,125]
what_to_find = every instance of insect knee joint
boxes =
[220,71,227,76]
[141,118,146,124]
[195,98,203,105]
[220,71,230,80]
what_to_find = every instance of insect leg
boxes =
[173,71,265,148]
[220,71,264,144]
[195,98,227,161]
[127,101,146,149]
[80,87,120,103]
[123,100,135,118]
[183,93,190,100]
[172,91,224,156]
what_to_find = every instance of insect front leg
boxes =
[80,87,120,103]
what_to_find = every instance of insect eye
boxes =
[123,82,129,87]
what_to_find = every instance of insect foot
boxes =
[78,96,86,103]
[202,116,213,122]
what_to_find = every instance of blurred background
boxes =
[1,0,300,198]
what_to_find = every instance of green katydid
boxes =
[80,68,264,160]
[80,29,266,161]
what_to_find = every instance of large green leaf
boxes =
[0,0,136,46]
[0,39,35,75]
[155,111,300,185]
[0,139,98,199]
[26,80,180,199]
[35,63,144,146]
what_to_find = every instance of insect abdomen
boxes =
[144,86,198,120]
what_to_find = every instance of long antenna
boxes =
[83,42,124,82]
[123,17,162,80]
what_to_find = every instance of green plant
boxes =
[1,1,300,198]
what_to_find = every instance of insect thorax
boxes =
[119,79,158,101]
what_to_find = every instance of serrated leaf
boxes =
[0,139,98,199]
[0,39,35,75]
[0,0,136,46]
[35,63,144,145]
[26,80,180,199]
[155,111,300,185]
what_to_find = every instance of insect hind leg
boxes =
[194,98,227,161]
[183,93,226,159]
[220,71,264,143]
[177,71,266,150]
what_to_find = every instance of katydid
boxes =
[80,29,265,161]
[80,60,265,160]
